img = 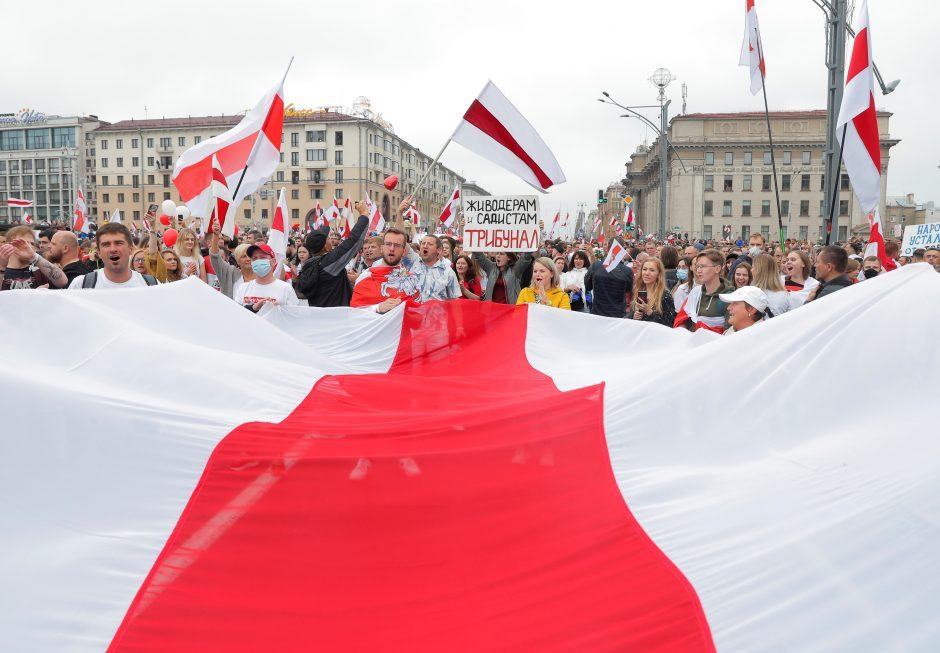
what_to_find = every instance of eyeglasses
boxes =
[383,242,405,249]
[694,264,718,270]
[132,258,146,264]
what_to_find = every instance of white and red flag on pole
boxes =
[404,202,421,226]
[863,209,896,271]
[451,81,566,192]
[624,196,635,226]
[548,211,560,238]
[837,0,882,217]
[438,186,460,228]
[21,211,32,225]
[739,0,766,95]
[602,239,627,271]
[6,197,32,207]
[311,201,327,230]
[592,217,601,235]
[366,197,386,233]
[269,188,289,278]
[323,199,341,227]
[172,74,286,234]
[208,154,232,234]
[341,198,354,238]
[73,187,88,234]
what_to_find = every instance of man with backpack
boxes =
[68,223,158,289]
[296,199,370,307]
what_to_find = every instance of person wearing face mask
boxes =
[860,256,882,280]
[238,243,302,311]
[728,233,766,278]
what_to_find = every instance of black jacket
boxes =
[585,261,634,318]
[296,216,368,307]
[813,274,853,301]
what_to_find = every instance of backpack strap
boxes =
[81,270,98,289]
[142,274,158,286]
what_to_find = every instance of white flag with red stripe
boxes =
[311,201,327,230]
[21,211,32,225]
[323,199,341,227]
[739,0,766,95]
[837,0,881,215]
[592,217,601,235]
[207,154,233,236]
[438,186,460,227]
[624,196,636,226]
[451,81,566,193]
[172,79,285,223]
[863,208,896,271]
[73,187,88,234]
[548,211,560,238]
[341,198,354,238]
[404,202,421,227]
[6,197,32,207]
[269,188,289,279]
[602,240,627,271]
[366,197,385,233]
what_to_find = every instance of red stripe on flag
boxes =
[261,92,285,149]
[462,100,554,190]
[852,94,882,173]
[108,301,715,652]
[173,134,257,201]
[846,27,870,84]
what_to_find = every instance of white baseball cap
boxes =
[719,286,769,313]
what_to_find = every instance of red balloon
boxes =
[291,223,300,230]
[383,175,399,190]
[159,214,171,226]
[162,228,178,248]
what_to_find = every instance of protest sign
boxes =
[462,195,539,252]
[900,221,940,256]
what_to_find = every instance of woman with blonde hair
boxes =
[516,256,571,309]
[208,222,256,299]
[174,227,207,282]
[161,249,185,283]
[630,257,675,327]
[750,253,792,316]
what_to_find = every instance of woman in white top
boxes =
[560,250,592,312]
[750,254,793,317]
[783,249,819,306]
[174,227,207,283]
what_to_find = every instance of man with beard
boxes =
[47,230,92,285]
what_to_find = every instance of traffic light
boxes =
[597,189,607,204]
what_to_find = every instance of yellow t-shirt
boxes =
[516,287,571,310]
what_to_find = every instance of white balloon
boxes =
[177,206,191,221]
[160,199,177,217]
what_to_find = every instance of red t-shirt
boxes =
[491,274,508,304]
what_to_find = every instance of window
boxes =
[102,175,109,186]
[781,174,791,191]
[335,170,343,184]
[116,157,123,167]
[159,137,171,148]
[704,175,713,192]
[311,189,322,199]
[279,152,284,163]
[147,157,154,167]
[704,151,714,165]
[335,131,343,146]
[723,175,733,191]
[838,225,848,242]
[761,225,770,239]
[723,200,733,217]
[762,151,771,165]
[781,200,790,216]
[306,149,326,161]
[840,173,850,190]
[799,225,808,241]
[704,200,713,216]
[703,225,713,240]
[116,139,123,148]
[148,192,155,202]
[820,200,825,216]
[132,157,139,167]
[839,200,849,216]
[117,175,124,185]
[743,175,752,191]
[742,199,752,216]
[291,152,299,166]
[291,189,299,200]
[146,138,154,147]
[801,174,811,191]
[820,175,825,191]
[101,140,108,150]
[291,133,300,147]
[194,136,202,145]
[276,171,285,182]
[306,130,326,143]
[762,175,772,191]
[802,151,811,165]
[309,170,321,182]
[133,210,140,220]
[101,158,108,167]
[132,193,140,202]
[132,175,139,188]
[335,188,344,199]
[163,175,170,188]
[334,150,343,165]
[103,193,110,203]
[782,151,792,165]
[164,192,171,200]
[244,209,251,220]
[724,152,733,165]
[744,152,753,165]
[741,225,751,239]
[178,137,186,146]
[800,200,810,217]
[761,200,771,216]
[291,171,300,185]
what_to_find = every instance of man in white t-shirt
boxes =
[239,242,301,311]
[68,223,157,289]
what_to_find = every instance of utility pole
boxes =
[821,0,848,242]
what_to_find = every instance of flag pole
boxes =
[754,31,785,252]
[825,125,848,245]
[407,137,452,208]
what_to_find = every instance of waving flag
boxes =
[451,81,566,192]
[323,199,341,227]
[739,0,766,95]
[367,197,386,233]
[602,239,627,271]
[172,78,285,222]
[624,195,635,226]
[341,198,354,238]
[269,188,288,264]
[863,208,896,271]
[73,187,88,234]
[837,0,881,215]
[6,197,32,207]
[403,202,421,227]
[438,186,460,227]
[21,211,32,225]
[548,211,560,238]
[6,268,937,651]
[207,154,233,235]
[592,216,601,235]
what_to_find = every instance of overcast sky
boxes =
[3,0,936,215]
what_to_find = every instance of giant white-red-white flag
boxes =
[438,186,460,228]
[837,0,881,215]
[739,0,766,95]
[451,81,566,192]
[172,79,285,227]
[73,186,88,234]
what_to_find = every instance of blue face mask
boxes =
[676,268,689,281]
[251,258,272,277]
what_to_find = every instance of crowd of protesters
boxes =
[2,200,938,336]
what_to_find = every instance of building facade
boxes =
[92,100,466,233]
[0,110,102,226]
[621,110,898,242]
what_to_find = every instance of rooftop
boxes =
[675,109,891,120]
[96,110,356,132]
